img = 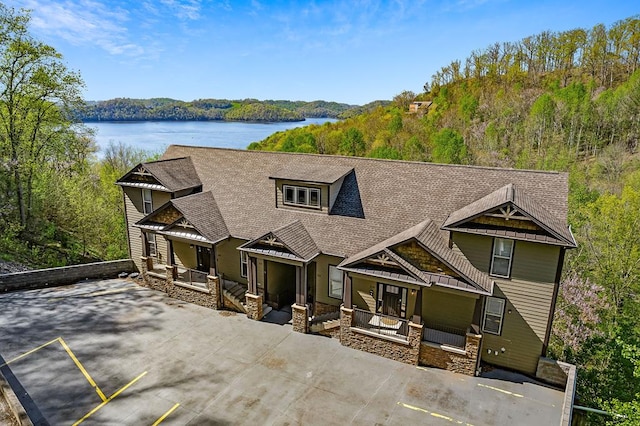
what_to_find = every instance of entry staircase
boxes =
[222,279,272,317]
[310,311,341,333]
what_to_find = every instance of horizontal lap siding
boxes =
[452,232,560,375]
[314,254,345,307]
[423,288,476,331]
[216,238,248,284]
[124,189,144,271]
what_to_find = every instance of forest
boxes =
[77,97,386,122]
[249,15,640,425]
[0,4,639,424]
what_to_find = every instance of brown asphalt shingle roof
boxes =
[160,146,571,259]
[340,219,493,294]
[118,157,201,192]
[442,183,576,247]
[269,164,353,184]
[240,220,320,262]
[136,191,230,244]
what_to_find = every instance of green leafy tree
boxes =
[431,128,467,164]
[339,127,366,156]
[0,5,87,230]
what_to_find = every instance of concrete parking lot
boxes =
[0,279,564,425]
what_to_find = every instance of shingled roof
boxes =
[156,147,570,260]
[442,183,576,247]
[239,220,320,262]
[339,219,493,295]
[136,191,229,244]
[117,157,201,192]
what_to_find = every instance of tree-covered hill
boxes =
[249,15,640,425]
[77,97,367,122]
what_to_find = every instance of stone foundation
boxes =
[165,276,221,310]
[339,307,422,365]
[418,330,481,376]
[292,304,309,333]
[245,293,263,320]
[314,301,340,316]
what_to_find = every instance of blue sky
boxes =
[5,0,639,104]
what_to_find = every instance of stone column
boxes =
[208,275,222,309]
[292,303,309,333]
[339,305,354,344]
[140,256,149,283]
[407,322,424,366]
[245,293,263,320]
[465,328,483,376]
[165,264,176,294]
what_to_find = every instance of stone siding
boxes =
[471,215,539,231]
[314,301,340,316]
[0,259,136,292]
[292,304,309,333]
[339,307,422,365]
[245,293,263,320]
[395,241,459,277]
[419,331,481,376]
[164,274,221,310]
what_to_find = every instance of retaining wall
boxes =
[0,259,136,292]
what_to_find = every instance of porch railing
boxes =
[352,308,409,340]
[422,322,466,349]
[176,267,208,289]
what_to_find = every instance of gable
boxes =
[393,240,460,278]
[117,164,168,191]
[443,184,576,247]
[239,220,320,263]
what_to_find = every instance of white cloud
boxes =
[17,0,145,57]
[159,0,203,20]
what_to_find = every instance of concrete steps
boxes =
[222,280,247,313]
[310,311,340,333]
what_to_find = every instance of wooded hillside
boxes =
[77,98,390,122]
[250,15,640,425]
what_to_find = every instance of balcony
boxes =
[176,267,208,289]
[352,308,409,340]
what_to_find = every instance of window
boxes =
[329,266,343,299]
[240,251,248,278]
[490,238,514,277]
[146,232,157,257]
[483,297,505,335]
[283,185,321,209]
[142,189,153,214]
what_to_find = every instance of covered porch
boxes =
[238,220,320,332]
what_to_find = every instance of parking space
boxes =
[0,279,565,425]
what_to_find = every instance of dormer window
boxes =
[283,185,320,209]
[142,189,153,214]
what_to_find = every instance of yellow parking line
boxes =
[0,337,60,367]
[397,402,474,425]
[477,383,523,398]
[73,371,148,425]
[58,338,107,402]
[152,403,180,425]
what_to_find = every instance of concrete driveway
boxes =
[0,279,564,425]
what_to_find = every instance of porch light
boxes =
[189,244,194,249]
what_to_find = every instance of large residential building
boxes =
[117,146,575,377]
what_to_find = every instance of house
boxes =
[408,101,432,114]
[117,146,575,377]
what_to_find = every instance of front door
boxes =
[196,246,211,273]
[378,283,408,318]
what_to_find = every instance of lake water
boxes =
[88,118,336,156]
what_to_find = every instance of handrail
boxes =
[352,307,409,340]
